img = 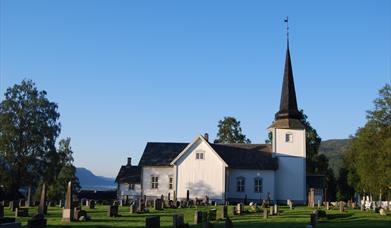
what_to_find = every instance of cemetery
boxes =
[0,197,390,227]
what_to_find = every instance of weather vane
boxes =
[284,16,289,45]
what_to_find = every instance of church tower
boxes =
[268,40,307,203]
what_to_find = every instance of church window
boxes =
[285,133,293,142]
[236,177,245,192]
[128,183,135,190]
[196,151,205,160]
[169,176,174,189]
[254,178,262,192]
[151,176,159,189]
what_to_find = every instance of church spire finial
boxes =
[284,16,289,48]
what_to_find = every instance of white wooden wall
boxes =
[226,169,275,202]
[175,139,226,202]
[118,183,141,199]
[142,166,175,198]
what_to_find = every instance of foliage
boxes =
[344,84,391,198]
[0,80,79,200]
[214,116,251,144]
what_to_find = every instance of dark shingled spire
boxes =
[275,46,302,120]
[270,43,305,129]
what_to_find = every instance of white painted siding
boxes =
[142,166,175,198]
[175,139,226,202]
[227,169,275,202]
[118,183,141,199]
[274,129,306,158]
[275,156,306,202]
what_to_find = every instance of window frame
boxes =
[236,177,245,192]
[254,178,263,193]
[169,176,174,190]
[285,133,293,143]
[128,183,135,190]
[151,176,159,189]
[195,150,205,160]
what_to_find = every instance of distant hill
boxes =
[76,167,116,190]
[319,139,351,177]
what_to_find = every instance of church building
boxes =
[116,42,307,204]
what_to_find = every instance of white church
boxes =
[116,43,309,204]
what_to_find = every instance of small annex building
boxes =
[116,42,308,204]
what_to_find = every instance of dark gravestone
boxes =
[107,205,119,217]
[62,181,74,222]
[145,216,160,228]
[222,205,228,219]
[194,211,202,224]
[27,214,47,228]
[154,199,163,210]
[202,221,213,228]
[224,217,233,228]
[0,205,3,219]
[15,208,29,217]
[173,214,184,228]
[186,190,190,201]
[208,208,217,221]
[310,213,317,228]
[38,184,47,215]
[89,200,95,209]
[74,209,87,221]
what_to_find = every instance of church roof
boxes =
[138,142,277,170]
[270,44,305,129]
[115,165,142,184]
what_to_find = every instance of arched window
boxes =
[236,177,245,192]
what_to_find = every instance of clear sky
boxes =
[1,0,390,177]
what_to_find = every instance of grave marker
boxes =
[173,214,184,228]
[62,181,74,222]
[145,216,160,228]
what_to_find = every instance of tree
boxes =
[46,138,80,201]
[0,80,61,198]
[344,84,391,199]
[214,116,251,144]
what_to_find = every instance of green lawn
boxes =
[3,204,391,227]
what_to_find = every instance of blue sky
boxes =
[1,0,390,177]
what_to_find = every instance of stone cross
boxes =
[62,181,74,222]
[38,183,47,215]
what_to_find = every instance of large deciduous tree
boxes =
[344,84,391,199]
[214,116,251,144]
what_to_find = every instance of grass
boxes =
[3,204,391,227]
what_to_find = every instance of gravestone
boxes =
[186,190,190,201]
[173,214,184,228]
[38,183,47,215]
[235,203,243,215]
[269,206,274,215]
[273,204,278,215]
[326,202,330,210]
[263,208,268,219]
[289,200,294,210]
[194,211,202,224]
[74,209,87,221]
[208,208,217,221]
[0,205,4,218]
[379,208,386,216]
[145,216,160,228]
[317,200,321,209]
[154,199,163,210]
[27,214,47,228]
[224,217,233,228]
[130,202,137,214]
[89,200,95,209]
[202,221,213,228]
[222,205,228,219]
[310,213,317,228]
[62,181,74,222]
[138,199,145,213]
[18,200,25,208]
[339,201,344,213]
[308,188,315,208]
[15,208,29,217]
[107,205,119,217]
[26,187,31,207]
[9,201,18,212]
